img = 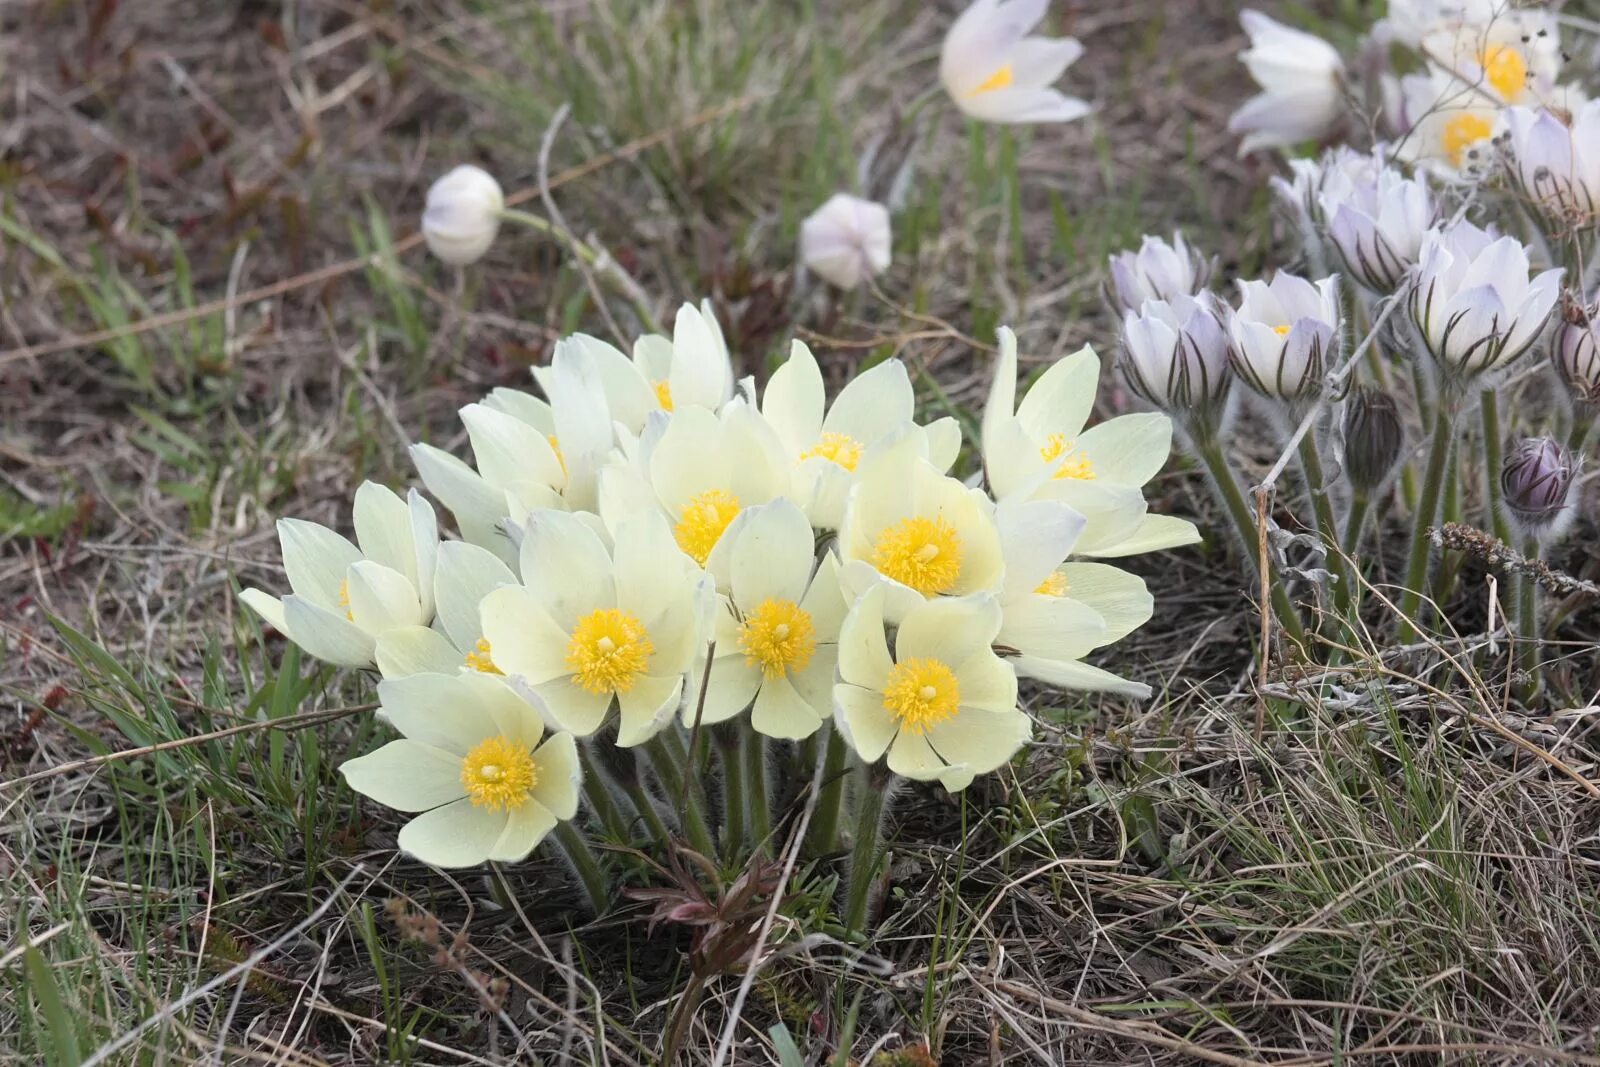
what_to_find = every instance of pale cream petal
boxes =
[529,731,582,821]
[668,301,732,412]
[822,358,914,445]
[730,499,814,608]
[617,674,684,746]
[1073,413,1173,487]
[434,541,516,651]
[488,799,559,863]
[239,588,288,634]
[648,405,728,513]
[939,484,1006,596]
[352,482,415,582]
[981,326,1020,457]
[1058,563,1153,645]
[1078,513,1203,558]
[695,654,762,726]
[535,676,614,737]
[798,553,848,641]
[282,595,375,667]
[1014,655,1152,698]
[886,730,943,781]
[918,417,963,474]
[1016,345,1100,443]
[995,593,1106,662]
[983,418,1049,501]
[407,490,440,618]
[928,706,1029,778]
[995,497,1088,601]
[722,402,790,507]
[518,510,616,630]
[833,683,896,762]
[465,671,549,753]
[750,671,825,740]
[894,594,1002,667]
[952,650,1019,714]
[614,511,697,636]
[345,560,425,634]
[1035,480,1148,554]
[789,645,837,720]
[397,798,508,868]
[340,739,465,812]
[463,403,566,500]
[409,443,514,563]
[836,584,892,689]
[377,672,501,754]
[761,340,825,452]
[375,626,464,678]
[277,517,360,609]
[478,585,573,685]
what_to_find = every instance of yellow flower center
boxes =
[882,657,961,735]
[653,379,674,411]
[799,431,863,471]
[871,516,963,595]
[1272,324,1292,336]
[674,489,741,565]
[464,637,502,675]
[1443,112,1493,167]
[970,63,1015,97]
[1040,433,1097,481]
[459,734,537,812]
[547,434,567,478]
[1034,571,1070,597]
[338,578,354,622]
[1481,44,1527,101]
[737,598,817,679]
[566,608,654,694]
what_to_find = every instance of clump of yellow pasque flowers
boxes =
[242,296,1196,927]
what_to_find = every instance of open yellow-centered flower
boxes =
[374,541,517,679]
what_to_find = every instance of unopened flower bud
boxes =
[1226,272,1340,405]
[1500,436,1579,536]
[1106,232,1210,315]
[1551,291,1600,407]
[1341,386,1405,492]
[422,165,504,266]
[1118,294,1233,422]
[799,194,891,290]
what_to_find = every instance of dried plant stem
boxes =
[1480,390,1513,544]
[1400,399,1458,639]
[497,209,660,332]
[1295,425,1351,619]
[806,723,850,857]
[842,763,891,935]
[1193,434,1307,648]
[553,822,609,915]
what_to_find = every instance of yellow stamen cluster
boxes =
[1443,113,1493,167]
[1034,571,1070,597]
[547,434,567,478]
[1481,44,1527,101]
[566,608,653,694]
[882,657,961,735]
[653,379,675,411]
[464,637,502,675]
[459,734,537,812]
[970,63,1015,96]
[871,516,963,595]
[675,489,741,565]
[799,431,863,471]
[1040,434,1096,482]
[1271,323,1292,337]
[338,578,354,621]
[737,598,817,678]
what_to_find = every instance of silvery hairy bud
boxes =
[1551,291,1600,407]
[1226,272,1341,406]
[1117,294,1234,427]
[1106,232,1210,315]
[1341,386,1406,493]
[1501,436,1579,537]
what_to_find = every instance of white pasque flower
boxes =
[1390,66,1503,176]
[598,400,789,567]
[800,194,892,290]
[1226,272,1340,403]
[374,541,517,679]
[981,328,1200,558]
[628,301,735,422]
[1118,294,1234,422]
[939,0,1090,125]
[1373,0,1502,49]
[1551,291,1600,407]
[834,585,1026,792]
[1315,149,1435,293]
[1499,103,1600,229]
[478,510,709,747]
[1105,232,1210,315]
[1407,222,1562,379]
[837,430,1005,622]
[992,498,1155,697]
[341,672,580,868]
[696,500,848,740]
[1227,9,1344,156]
[1416,4,1560,106]
[241,483,437,668]
[760,341,959,529]
[421,165,504,266]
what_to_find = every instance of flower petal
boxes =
[530,731,583,821]
[341,739,465,812]
[617,674,683,746]
[833,683,896,762]
[281,595,376,667]
[488,799,559,863]
[278,518,361,609]
[752,670,827,740]
[434,541,516,651]
[479,584,573,685]
[397,797,509,868]
[375,625,466,678]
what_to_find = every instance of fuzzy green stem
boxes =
[1516,535,1542,692]
[553,822,609,915]
[577,745,632,842]
[1193,433,1308,649]
[1399,398,1458,640]
[1295,424,1351,622]
[496,208,660,332]
[716,731,746,860]
[1342,491,1372,557]
[744,725,772,853]
[1569,409,1594,457]
[620,777,674,854]
[806,724,850,857]
[1480,390,1513,545]
[643,735,716,858]
[842,764,891,935]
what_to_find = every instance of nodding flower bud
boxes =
[1226,272,1341,405]
[1551,291,1600,407]
[1341,386,1405,492]
[1117,294,1233,424]
[422,165,504,266]
[1106,232,1210,315]
[1500,436,1580,537]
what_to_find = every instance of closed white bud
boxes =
[1227,272,1340,404]
[1227,9,1344,156]
[422,165,504,266]
[1498,103,1600,232]
[1501,436,1579,537]
[1552,291,1600,406]
[1106,233,1209,315]
[1118,295,1233,421]
[799,194,891,290]
[1316,148,1435,293]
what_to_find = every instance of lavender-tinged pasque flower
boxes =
[1226,272,1341,404]
[1498,102,1600,231]
[1501,437,1580,536]
[1106,233,1210,315]
[1227,9,1345,156]
[1551,290,1600,407]
[1117,294,1233,424]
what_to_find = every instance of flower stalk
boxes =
[744,725,773,853]
[1399,396,1458,640]
[842,762,892,935]
[806,724,850,857]
[553,821,610,915]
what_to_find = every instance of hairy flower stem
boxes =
[1399,398,1458,640]
[743,726,772,854]
[643,735,716,858]
[715,728,746,859]
[1568,414,1593,457]
[1517,535,1542,694]
[577,745,632,843]
[1295,425,1351,624]
[1193,432,1308,649]
[842,762,892,935]
[620,777,673,854]
[553,822,610,915]
[1480,390,1514,545]
[805,724,850,857]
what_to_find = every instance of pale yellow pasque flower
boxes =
[981,327,1200,558]
[597,400,790,567]
[374,541,517,678]
[837,430,1005,623]
[993,499,1154,697]
[833,585,1026,792]
[340,672,581,868]
[477,510,710,747]
[761,340,960,529]
[940,0,1090,125]
[696,499,849,740]
[240,483,438,668]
